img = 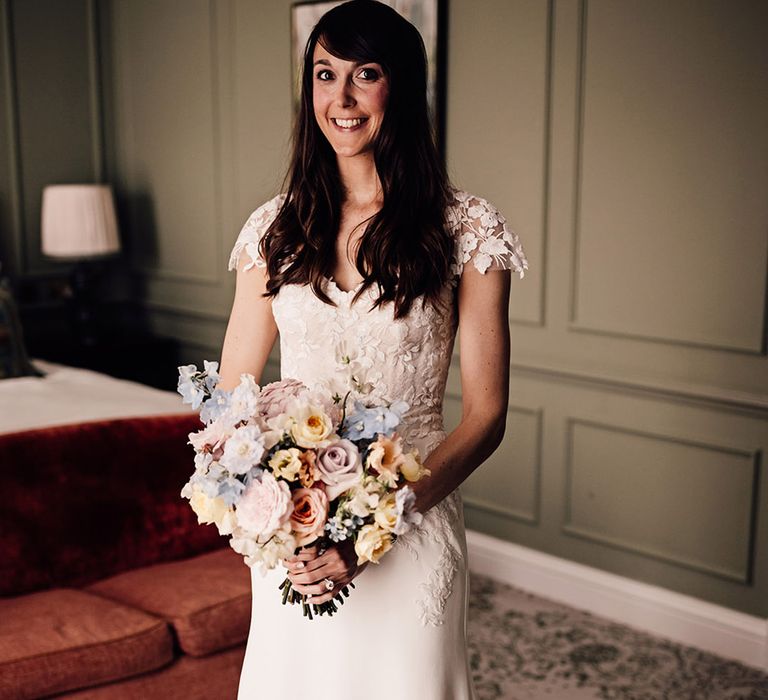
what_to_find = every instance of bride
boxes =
[219,1,528,697]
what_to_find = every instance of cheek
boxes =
[368,85,389,117]
[312,89,330,118]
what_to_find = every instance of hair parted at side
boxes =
[256,0,455,319]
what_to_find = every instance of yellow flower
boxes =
[269,447,303,481]
[400,448,431,482]
[373,492,398,532]
[354,523,394,564]
[189,483,231,529]
[289,402,336,448]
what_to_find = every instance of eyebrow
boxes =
[312,58,374,67]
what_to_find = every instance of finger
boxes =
[284,546,318,564]
[294,574,350,602]
[287,560,337,587]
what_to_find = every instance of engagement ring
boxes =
[323,578,335,591]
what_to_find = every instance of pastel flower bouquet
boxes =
[176,360,430,619]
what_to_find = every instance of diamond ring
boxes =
[323,578,335,591]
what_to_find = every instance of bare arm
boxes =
[408,264,511,514]
[217,251,278,392]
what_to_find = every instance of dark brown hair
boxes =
[259,0,454,318]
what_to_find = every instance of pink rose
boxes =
[236,471,292,537]
[316,439,363,500]
[290,487,329,547]
[257,378,308,422]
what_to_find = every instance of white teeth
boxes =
[334,118,365,128]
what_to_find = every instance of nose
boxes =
[334,76,356,109]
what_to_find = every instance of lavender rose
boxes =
[315,439,363,500]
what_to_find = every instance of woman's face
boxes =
[311,41,389,160]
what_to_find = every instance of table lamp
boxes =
[41,184,122,346]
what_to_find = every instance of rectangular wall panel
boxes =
[571,0,768,352]
[564,418,759,582]
[444,394,542,524]
[111,0,220,283]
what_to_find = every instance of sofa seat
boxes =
[57,644,246,700]
[0,588,174,700]
[85,547,252,657]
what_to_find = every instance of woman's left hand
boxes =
[283,540,368,604]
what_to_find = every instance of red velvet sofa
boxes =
[0,413,253,699]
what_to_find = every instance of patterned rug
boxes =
[467,573,768,700]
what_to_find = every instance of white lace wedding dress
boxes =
[228,187,528,700]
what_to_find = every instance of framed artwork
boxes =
[290,0,447,158]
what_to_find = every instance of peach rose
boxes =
[290,487,329,547]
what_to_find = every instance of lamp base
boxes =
[66,260,105,347]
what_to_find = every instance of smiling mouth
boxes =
[331,117,368,131]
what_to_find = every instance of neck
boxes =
[336,152,383,208]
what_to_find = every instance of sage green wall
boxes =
[4,0,766,618]
[0,0,105,279]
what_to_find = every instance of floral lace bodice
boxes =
[228,187,528,624]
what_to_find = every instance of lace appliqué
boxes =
[227,193,287,272]
[446,188,529,279]
[396,489,463,627]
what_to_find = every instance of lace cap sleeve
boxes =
[449,190,529,279]
[227,193,287,272]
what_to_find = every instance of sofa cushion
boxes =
[56,644,246,699]
[0,588,173,700]
[0,412,224,597]
[85,547,252,657]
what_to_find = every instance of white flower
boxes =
[394,485,423,535]
[345,476,384,518]
[219,425,265,475]
[229,522,296,576]
[224,373,261,424]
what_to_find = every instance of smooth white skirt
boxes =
[237,489,476,700]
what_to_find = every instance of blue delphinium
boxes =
[199,386,233,424]
[177,364,206,409]
[340,399,409,440]
[202,360,220,393]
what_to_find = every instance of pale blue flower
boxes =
[177,364,206,409]
[217,476,246,507]
[203,360,220,393]
[394,485,423,535]
[200,387,232,424]
[341,399,409,440]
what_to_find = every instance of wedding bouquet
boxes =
[176,360,430,619]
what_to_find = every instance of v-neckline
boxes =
[325,274,365,296]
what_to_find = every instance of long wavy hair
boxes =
[259,0,454,319]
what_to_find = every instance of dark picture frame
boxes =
[290,0,448,160]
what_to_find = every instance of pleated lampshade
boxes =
[41,184,121,258]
